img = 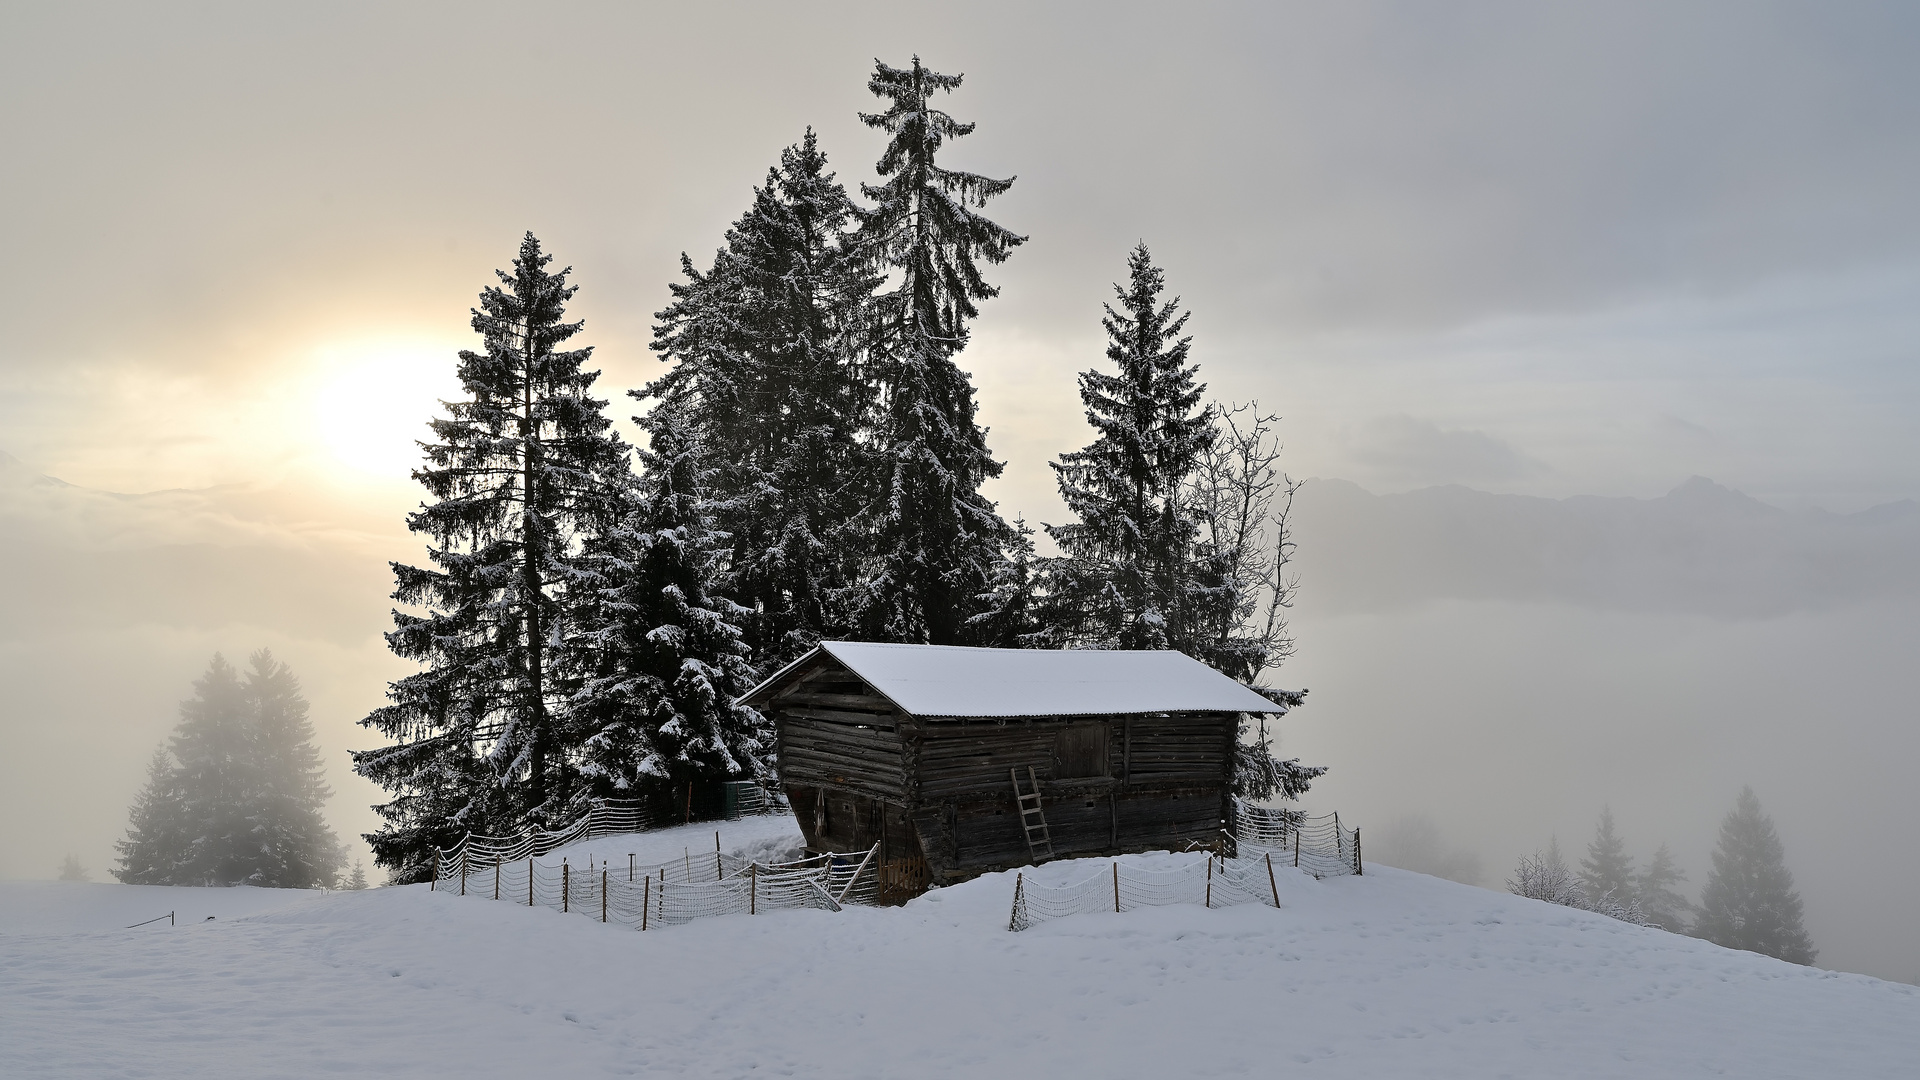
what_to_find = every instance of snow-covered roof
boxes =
[741,641,1286,719]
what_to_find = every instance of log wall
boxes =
[765,654,1241,889]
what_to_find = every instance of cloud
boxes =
[1291,475,1920,619]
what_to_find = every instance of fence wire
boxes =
[436,844,883,929]
[1008,853,1291,931]
[1232,800,1361,879]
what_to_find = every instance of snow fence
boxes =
[1231,800,1363,879]
[1007,851,1295,931]
[426,790,1357,933]
[435,845,883,928]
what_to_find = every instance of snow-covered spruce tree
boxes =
[1047,244,1218,655]
[1635,843,1694,933]
[644,131,878,669]
[113,653,341,887]
[245,650,343,889]
[1580,806,1636,906]
[58,854,89,881]
[353,233,633,881]
[967,516,1056,648]
[842,56,1024,645]
[1046,248,1319,801]
[343,861,369,890]
[568,409,772,819]
[1692,787,1816,964]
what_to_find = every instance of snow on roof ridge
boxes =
[745,640,1284,719]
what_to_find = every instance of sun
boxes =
[310,341,463,479]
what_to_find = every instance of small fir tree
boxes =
[344,861,369,890]
[58,854,89,881]
[844,55,1024,644]
[569,411,772,818]
[1635,843,1693,933]
[1579,807,1636,906]
[966,517,1053,648]
[1693,787,1816,965]
[354,233,633,881]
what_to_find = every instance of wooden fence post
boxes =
[562,859,569,913]
[629,853,635,882]
[1205,855,1213,909]
[494,860,501,901]
[431,852,438,890]
[750,863,757,916]
[528,857,534,906]
[460,851,467,896]
[1294,831,1300,868]
[1353,829,1362,875]
[602,869,608,923]
[1266,852,1280,908]
[1008,872,1024,932]
[642,874,650,931]
[1113,862,1121,913]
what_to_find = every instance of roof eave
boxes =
[733,644,827,710]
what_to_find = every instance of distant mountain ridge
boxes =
[1294,477,1920,618]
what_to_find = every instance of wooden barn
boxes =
[738,641,1289,894]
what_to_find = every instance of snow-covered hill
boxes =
[4,820,1914,1079]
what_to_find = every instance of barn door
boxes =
[1054,722,1111,778]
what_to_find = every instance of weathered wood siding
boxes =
[765,653,1241,889]
[786,785,921,860]
[900,712,1238,883]
[770,660,908,802]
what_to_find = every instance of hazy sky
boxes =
[3,2,1916,982]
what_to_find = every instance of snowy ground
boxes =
[4,818,1916,1079]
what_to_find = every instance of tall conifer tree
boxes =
[846,56,1025,644]
[114,652,341,887]
[646,133,876,668]
[1048,243,1220,655]
[1693,787,1816,964]
[353,233,632,879]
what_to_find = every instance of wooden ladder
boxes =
[1011,766,1054,862]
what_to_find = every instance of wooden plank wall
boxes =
[771,660,909,802]
[902,711,1238,883]
[763,653,1243,888]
